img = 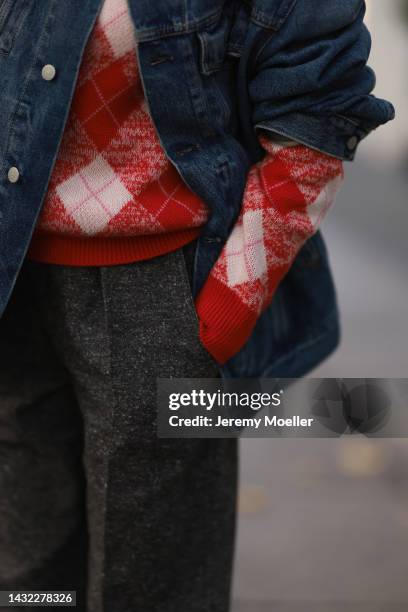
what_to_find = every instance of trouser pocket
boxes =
[177,239,221,375]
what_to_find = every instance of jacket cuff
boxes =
[255,109,395,161]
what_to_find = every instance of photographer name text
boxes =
[168,415,314,429]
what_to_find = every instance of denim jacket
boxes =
[0,0,394,377]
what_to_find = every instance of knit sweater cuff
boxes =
[195,276,251,364]
[196,273,284,365]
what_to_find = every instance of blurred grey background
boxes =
[233,2,408,610]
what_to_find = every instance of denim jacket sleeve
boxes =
[248,0,395,160]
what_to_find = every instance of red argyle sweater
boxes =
[28,0,208,264]
[28,0,344,364]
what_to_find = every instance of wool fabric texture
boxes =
[28,0,344,364]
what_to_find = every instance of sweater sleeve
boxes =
[195,133,344,364]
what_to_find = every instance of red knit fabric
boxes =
[27,0,345,365]
[196,135,344,364]
[27,0,208,265]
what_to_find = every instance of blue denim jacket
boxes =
[0,0,394,377]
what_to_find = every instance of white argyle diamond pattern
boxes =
[99,0,135,58]
[226,209,267,287]
[56,155,133,235]
[307,174,344,230]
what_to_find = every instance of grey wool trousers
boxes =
[0,242,238,612]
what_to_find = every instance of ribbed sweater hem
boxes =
[26,228,201,266]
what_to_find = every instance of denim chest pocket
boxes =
[196,2,250,75]
[0,0,31,54]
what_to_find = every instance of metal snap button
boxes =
[7,166,20,183]
[41,64,57,81]
[346,136,359,150]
